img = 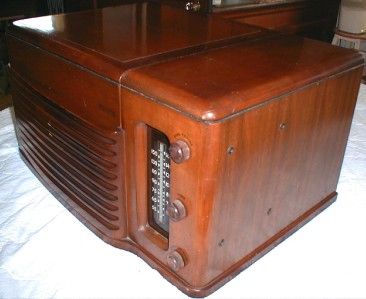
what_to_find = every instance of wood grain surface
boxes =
[6,2,364,297]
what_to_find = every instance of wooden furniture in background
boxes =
[6,2,364,296]
[216,0,341,42]
[160,0,341,43]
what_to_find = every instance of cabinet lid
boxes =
[122,34,364,122]
[8,2,363,122]
[8,1,262,82]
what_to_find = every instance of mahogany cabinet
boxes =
[6,1,364,297]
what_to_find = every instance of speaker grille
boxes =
[12,76,123,232]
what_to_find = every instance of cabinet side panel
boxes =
[204,67,362,284]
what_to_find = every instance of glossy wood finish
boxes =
[123,34,362,122]
[10,69,127,240]
[7,2,263,82]
[203,68,362,284]
[217,0,340,42]
[120,63,363,295]
[7,2,364,297]
[7,35,121,131]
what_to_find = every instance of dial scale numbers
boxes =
[148,127,171,236]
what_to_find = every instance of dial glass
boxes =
[147,127,170,237]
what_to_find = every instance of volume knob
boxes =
[169,140,190,164]
[167,199,186,221]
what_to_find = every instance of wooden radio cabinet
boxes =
[6,2,364,297]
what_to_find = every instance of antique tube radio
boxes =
[6,2,364,297]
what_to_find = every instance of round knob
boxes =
[167,199,186,221]
[169,140,190,164]
[167,250,185,271]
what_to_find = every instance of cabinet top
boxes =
[123,34,363,122]
[8,1,262,81]
[7,1,363,122]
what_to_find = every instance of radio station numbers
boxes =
[148,128,171,236]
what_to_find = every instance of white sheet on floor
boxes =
[0,85,366,299]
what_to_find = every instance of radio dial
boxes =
[169,140,190,163]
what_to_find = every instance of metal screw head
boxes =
[169,140,190,164]
[279,123,287,130]
[114,127,123,135]
[167,250,185,271]
[227,146,235,155]
[167,199,186,221]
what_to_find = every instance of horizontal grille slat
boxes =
[17,126,119,214]
[47,119,117,157]
[16,106,119,195]
[15,94,117,170]
[12,74,124,233]
[12,75,117,147]
[19,142,119,230]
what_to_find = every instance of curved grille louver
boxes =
[12,78,123,231]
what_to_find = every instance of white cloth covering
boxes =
[1,85,366,299]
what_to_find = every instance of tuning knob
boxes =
[167,249,185,271]
[167,199,186,221]
[169,140,190,164]
[185,0,201,11]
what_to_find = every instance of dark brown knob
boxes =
[167,199,186,221]
[167,250,185,271]
[169,140,190,164]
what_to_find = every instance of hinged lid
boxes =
[8,1,263,82]
[7,1,363,122]
[122,34,364,122]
